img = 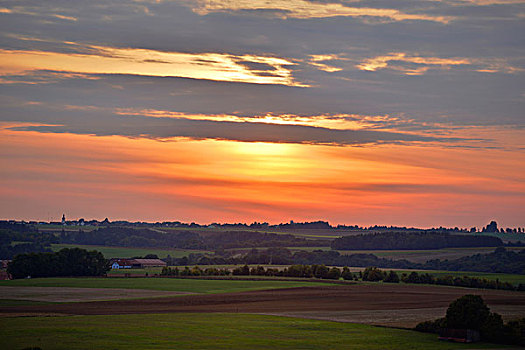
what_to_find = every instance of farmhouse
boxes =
[110,259,136,269]
[110,258,167,269]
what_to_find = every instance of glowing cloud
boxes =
[357,53,471,75]
[115,108,401,131]
[308,54,344,73]
[0,46,305,86]
[357,52,524,75]
[186,0,452,23]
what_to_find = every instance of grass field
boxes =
[107,267,165,275]
[51,244,209,258]
[0,277,327,294]
[0,313,511,350]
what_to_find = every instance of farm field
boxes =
[2,283,524,328]
[0,277,327,294]
[0,286,192,302]
[0,313,512,350]
[51,243,210,258]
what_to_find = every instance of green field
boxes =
[51,244,209,258]
[0,277,327,294]
[107,267,165,275]
[0,313,511,350]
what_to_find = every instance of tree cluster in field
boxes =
[416,295,525,346]
[0,223,56,259]
[7,248,109,279]
[331,231,503,250]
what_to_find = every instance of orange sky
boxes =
[1,124,523,228]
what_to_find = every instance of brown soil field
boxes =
[0,286,193,302]
[1,284,524,327]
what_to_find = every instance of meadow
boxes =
[0,313,514,350]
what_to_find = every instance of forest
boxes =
[331,231,503,250]
[58,227,327,249]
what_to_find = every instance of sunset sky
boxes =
[1,0,524,228]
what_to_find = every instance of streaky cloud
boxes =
[185,0,453,23]
[0,46,306,87]
[8,114,463,147]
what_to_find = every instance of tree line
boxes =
[331,231,503,250]
[160,265,523,292]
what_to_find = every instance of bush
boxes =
[445,294,490,330]
[383,270,399,283]
[362,267,384,281]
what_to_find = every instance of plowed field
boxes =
[2,283,524,327]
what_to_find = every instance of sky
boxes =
[0,0,524,228]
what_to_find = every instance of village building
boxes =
[110,259,136,269]
[109,258,167,269]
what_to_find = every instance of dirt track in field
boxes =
[1,284,524,327]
